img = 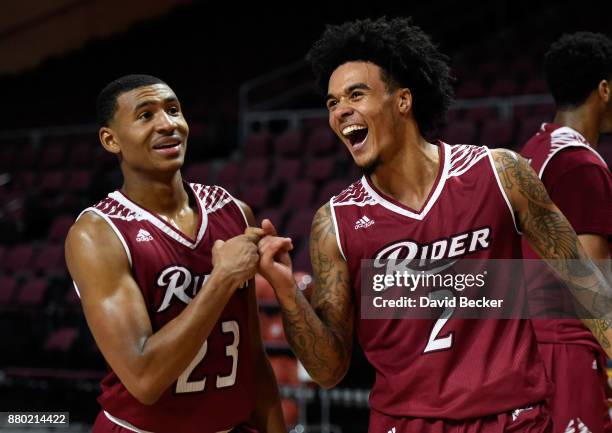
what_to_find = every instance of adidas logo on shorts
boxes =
[354,215,375,230]
[565,418,592,433]
[136,229,153,242]
[387,427,396,433]
[511,405,533,421]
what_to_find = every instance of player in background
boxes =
[521,32,612,433]
[65,75,286,433]
[253,17,612,431]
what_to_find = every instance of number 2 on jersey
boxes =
[176,320,239,393]
[423,290,455,353]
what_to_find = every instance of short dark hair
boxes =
[545,32,612,108]
[96,74,167,126]
[307,17,454,137]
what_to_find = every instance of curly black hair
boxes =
[545,32,612,108]
[307,17,454,137]
[96,74,167,127]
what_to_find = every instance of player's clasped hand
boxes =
[211,233,261,289]
[254,219,295,294]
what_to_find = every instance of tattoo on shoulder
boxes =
[493,149,579,260]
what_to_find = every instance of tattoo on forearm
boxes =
[280,204,353,385]
[494,149,612,355]
[583,319,611,349]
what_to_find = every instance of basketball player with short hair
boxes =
[521,32,612,433]
[65,75,286,433]
[254,18,612,431]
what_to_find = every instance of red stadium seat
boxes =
[245,131,271,158]
[284,209,316,244]
[16,277,47,306]
[0,276,17,305]
[65,170,92,193]
[39,171,65,193]
[255,208,285,231]
[271,159,302,185]
[489,78,519,96]
[241,158,268,184]
[274,129,302,158]
[516,118,548,149]
[44,326,78,352]
[216,161,241,186]
[463,107,498,123]
[184,162,211,184]
[48,215,75,242]
[479,119,515,148]
[40,143,66,170]
[2,244,35,274]
[280,182,314,212]
[455,80,486,99]
[304,157,336,182]
[442,120,477,144]
[32,243,64,275]
[292,246,312,275]
[240,182,269,211]
[69,141,93,167]
[305,126,338,156]
[522,78,547,94]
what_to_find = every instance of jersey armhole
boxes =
[72,208,133,299]
[329,198,347,262]
[485,149,521,235]
[77,208,133,266]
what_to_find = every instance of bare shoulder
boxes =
[310,203,337,245]
[489,147,551,207]
[65,211,131,296]
[65,211,120,252]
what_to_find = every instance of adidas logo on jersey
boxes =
[354,215,375,230]
[565,418,592,433]
[511,405,533,421]
[136,229,153,242]
[387,427,396,433]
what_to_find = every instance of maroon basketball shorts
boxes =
[368,403,551,433]
[538,342,612,433]
[92,411,239,433]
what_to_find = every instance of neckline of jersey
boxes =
[361,142,449,220]
[114,181,206,248]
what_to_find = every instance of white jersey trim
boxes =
[103,411,231,433]
[103,411,154,433]
[220,186,249,227]
[109,186,208,250]
[360,142,450,221]
[486,149,521,234]
[538,125,607,179]
[328,198,347,262]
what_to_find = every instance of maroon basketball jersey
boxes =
[330,143,550,419]
[521,123,612,348]
[76,183,255,433]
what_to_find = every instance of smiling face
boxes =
[100,83,189,176]
[327,61,407,174]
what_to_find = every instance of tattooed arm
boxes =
[257,205,354,388]
[491,148,612,356]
